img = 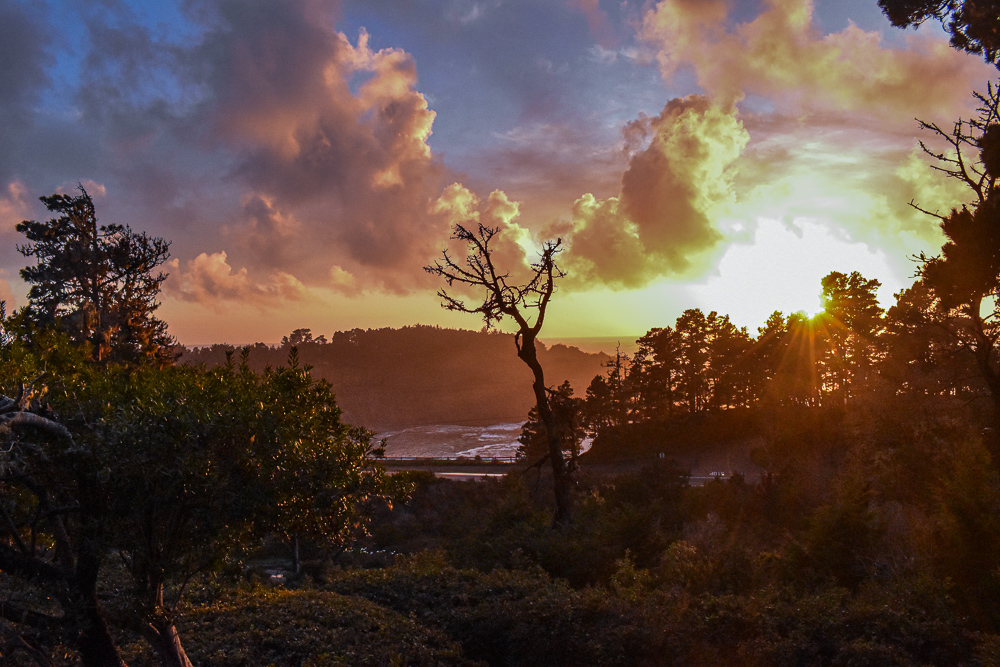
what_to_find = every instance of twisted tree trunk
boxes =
[518,331,572,526]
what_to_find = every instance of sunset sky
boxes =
[1,0,996,346]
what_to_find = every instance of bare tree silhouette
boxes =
[426,223,573,526]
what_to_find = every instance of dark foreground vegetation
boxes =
[13,189,1000,666]
[11,7,1000,663]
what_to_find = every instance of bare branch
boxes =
[908,200,948,221]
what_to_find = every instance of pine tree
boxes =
[17,186,174,364]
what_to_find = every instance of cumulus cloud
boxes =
[182,3,451,292]
[228,194,302,270]
[432,183,538,290]
[0,180,33,280]
[163,252,307,306]
[12,0,455,308]
[641,0,991,118]
[553,96,749,287]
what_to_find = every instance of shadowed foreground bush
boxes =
[325,553,654,667]
[121,588,476,667]
[324,554,995,667]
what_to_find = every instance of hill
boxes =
[179,325,609,430]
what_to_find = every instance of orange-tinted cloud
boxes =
[432,183,538,293]
[570,0,617,49]
[554,95,749,287]
[0,180,30,234]
[641,0,991,118]
[201,4,450,282]
[163,252,307,306]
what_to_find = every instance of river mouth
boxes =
[375,423,525,459]
[375,422,593,460]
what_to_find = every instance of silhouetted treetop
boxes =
[879,0,1000,66]
[427,222,573,525]
[911,82,1000,209]
[425,223,564,336]
[17,186,174,364]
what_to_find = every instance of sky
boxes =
[1,0,997,346]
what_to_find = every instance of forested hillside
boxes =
[180,326,609,429]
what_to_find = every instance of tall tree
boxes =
[425,223,573,525]
[767,311,824,407]
[0,348,127,666]
[879,0,1000,66]
[631,326,683,419]
[17,187,173,364]
[0,326,387,666]
[705,313,754,409]
[880,280,978,398]
[676,309,712,413]
[519,381,585,464]
[817,271,885,399]
[583,349,634,432]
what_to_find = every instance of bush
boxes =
[122,587,475,666]
[325,553,655,667]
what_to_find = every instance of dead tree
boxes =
[426,223,573,526]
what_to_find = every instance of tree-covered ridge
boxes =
[180,325,610,430]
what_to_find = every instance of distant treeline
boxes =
[180,325,609,429]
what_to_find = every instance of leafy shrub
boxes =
[325,553,655,667]
[122,587,476,666]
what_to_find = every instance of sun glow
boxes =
[689,217,908,330]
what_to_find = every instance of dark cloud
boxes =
[0,3,53,183]
[0,4,50,112]
[178,0,452,284]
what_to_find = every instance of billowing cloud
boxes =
[1,0,994,341]
[184,3,451,291]
[0,180,32,298]
[19,0,455,306]
[553,95,749,287]
[641,0,991,118]
[0,181,31,234]
[163,252,307,306]
[432,183,538,292]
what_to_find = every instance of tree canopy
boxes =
[17,187,174,364]
[0,331,388,666]
[879,0,1000,65]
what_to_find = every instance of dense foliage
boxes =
[0,318,388,666]
[17,187,174,364]
[879,0,1000,65]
